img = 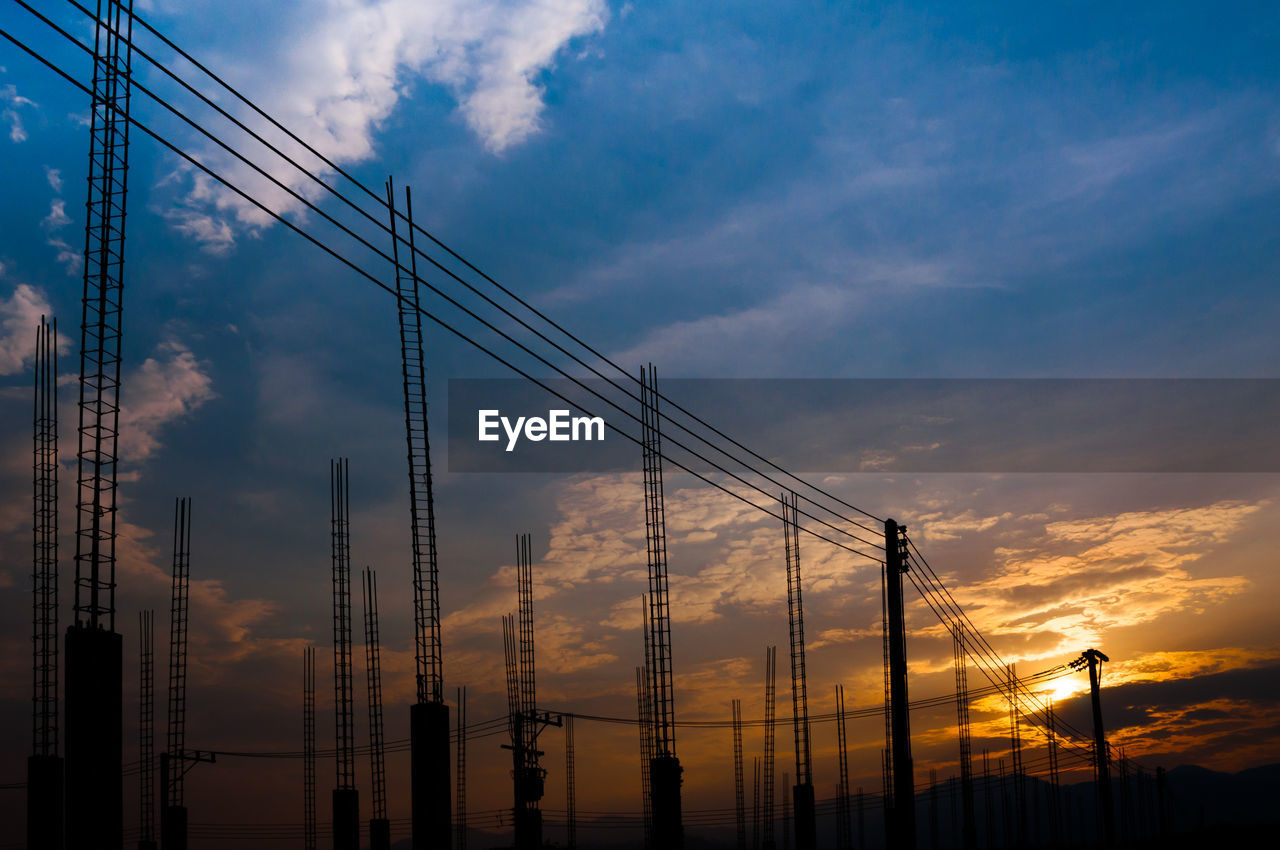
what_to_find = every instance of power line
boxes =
[0,18,884,563]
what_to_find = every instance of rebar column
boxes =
[29,315,63,850]
[733,699,746,850]
[330,460,359,850]
[456,686,467,850]
[67,3,135,846]
[640,364,683,848]
[762,646,777,850]
[782,492,816,850]
[565,715,577,849]
[637,666,653,849]
[304,646,316,850]
[162,498,192,850]
[386,179,450,850]
[952,626,977,850]
[835,685,852,850]
[362,570,390,850]
[137,611,155,850]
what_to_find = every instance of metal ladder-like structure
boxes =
[303,646,316,850]
[331,459,356,792]
[362,569,388,823]
[733,699,746,850]
[166,498,192,808]
[762,646,777,849]
[386,180,443,705]
[138,610,155,848]
[953,625,977,850]
[32,316,59,760]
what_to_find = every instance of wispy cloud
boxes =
[163,0,608,249]
[119,339,217,463]
[0,283,69,375]
[951,501,1262,652]
[1,83,35,143]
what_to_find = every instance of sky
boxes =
[1,0,1279,845]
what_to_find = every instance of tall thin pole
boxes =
[362,569,389,849]
[637,666,654,849]
[884,519,916,850]
[67,2,134,841]
[1048,698,1062,846]
[952,625,977,850]
[137,610,155,850]
[28,314,63,850]
[32,316,59,756]
[303,646,316,850]
[565,715,577,850]
[733,698,746,850]
[752,756,762,850]
[1008,664,1027,847]
[330,459,359,850]
[1084,648,1115,847]
[386,178,449,850]
[456,686,467,850]
[162,497,193,850]
[782,492,816,850]
[640,364,683,847]
[762,646,777,850]
[835,685,852,850]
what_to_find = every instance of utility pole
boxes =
[29,315,63,850]
[502,535,560,849]
[1082,648,1115,847]
[386,179,450,850]
[884,519,916,850]
[67,3,134,846]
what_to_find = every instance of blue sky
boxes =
[2,0,1279,840]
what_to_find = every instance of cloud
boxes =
[44,166,62,193]
[0,283,68,375]
[41,199,71,231]
[40,199,81,275]
[167,0,608,247]
[118,340,217,463]
[1,83,35,143]
[949,501,1262,654]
